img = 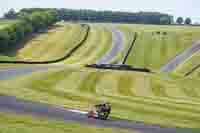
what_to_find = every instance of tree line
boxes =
[0,9,59,52]
[5,8,194,25]
[15,8,173,25]
[176,17,192,25]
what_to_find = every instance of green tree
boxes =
[29,12,46,32]
[46,10,59,24]
[160,16,171,25]
[0,30,10,51]
[185,18,192,25]
[4,9,17,19]
[176,17,183,24]
[13,23,26,41]
[19,8,173,25]
[5,26,17,44]
[20,20,33,35]
[0,9,59,52]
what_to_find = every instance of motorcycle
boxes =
[87,103,111,120]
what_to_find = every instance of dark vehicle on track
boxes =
[88,102,111,120]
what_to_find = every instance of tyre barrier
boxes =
[86,64,151,73]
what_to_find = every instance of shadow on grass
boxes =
[1,24,63,58]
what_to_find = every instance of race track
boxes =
[160,40,200,73]
[0,96,198,133]
[0,66,65,80]
[0,26,198,133]
[96,26,124,64]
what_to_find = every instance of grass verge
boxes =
[174,50,200,77]
[0,23,87,63]
[0,67,200,129]
[0,112,136,133]
[63,25,113,65]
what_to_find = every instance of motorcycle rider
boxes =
[88,102,111,120]
[95,102,111,115]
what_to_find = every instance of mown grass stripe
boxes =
[117,73,135,96]
[64,25,113,65]
[64,26,101,64]
[77,71,105,93]
[103,94,200,115]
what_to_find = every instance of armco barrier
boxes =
[185,64,200,76]
[122,32,137,65]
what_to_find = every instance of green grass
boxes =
[1,67,200,129]
[0,25,7,29]
[0,63,48,71]
[0,19,18,29]
[0,55,17,61]
[0,112,136,133]
[63,25,113,65]
[118,24,200,71]
[16,23,87,61]
[174,50,200,77]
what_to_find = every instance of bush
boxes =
[160,16,171,25]
[185,18,192,25]
[0,9,59,52]
[176,17,183,24]
[21,21,33,35]
[5,26,17,44]
[0,30,10,51]
[13,23,25,41]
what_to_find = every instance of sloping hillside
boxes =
[0,23,88,61]
[118,24,200,71]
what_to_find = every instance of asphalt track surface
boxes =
[0,96,198,133]
[0,27,198,132]
[0,66,65,80]
[160,40,200,73]
[96,27,124,64]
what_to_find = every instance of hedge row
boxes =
[0,9,59,52]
